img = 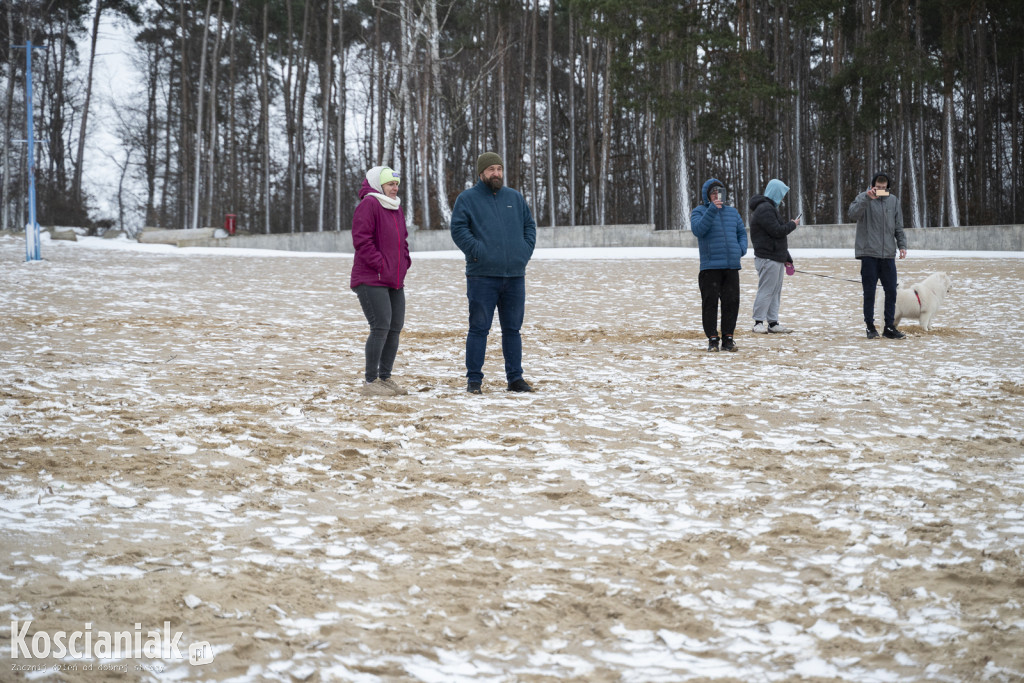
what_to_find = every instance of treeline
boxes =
[1,0,1022,235]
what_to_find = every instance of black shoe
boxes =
[882,326,906,339]
[708,337,720,352]
[866,325,880,339]
[721,336,737,352]
[507,378,533,393]
[467,382,482,394]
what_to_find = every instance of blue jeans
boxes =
[465,276,525,384]
[860,257,898,327]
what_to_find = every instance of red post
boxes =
[224,214,237,236]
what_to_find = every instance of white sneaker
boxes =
[768,323,793,333]
[359,379,398,396]
[752,322,767,333]
[379,377,408,395]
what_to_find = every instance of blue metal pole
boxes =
[25,39,41,262]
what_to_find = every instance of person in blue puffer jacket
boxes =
[690,178,748,352]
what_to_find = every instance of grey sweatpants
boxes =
[353,284,405,383]
[752,257,786,324]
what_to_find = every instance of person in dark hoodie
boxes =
[690,178,748,352]
[350,166,412,396]
[450,152,537,394]
[849,172,907,339]
[749,178,800,334]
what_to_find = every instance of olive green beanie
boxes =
[477,152,503,176]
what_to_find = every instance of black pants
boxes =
[859,257,898,328]
[353,284,405,382]
[698,269,740,339]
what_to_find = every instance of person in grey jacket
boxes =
[749,178,800,334]
[849,172,907,339]
[450,152,537,394]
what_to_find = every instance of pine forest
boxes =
[1,0,1022,235]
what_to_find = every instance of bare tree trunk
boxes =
[375,3,385,163]
[794,37,804,220]
[335,0,347,231]
[567,10,575,227]
[833,140,842,223]
[205,0,224,226]
[646,103,654,225]
[914,1,927,227]
[545,0,554,226]
[227,0,239,219]
[161,45,175,226]
[585,35,597,224]
[317,0,333,232]
[282,0,296,232]
[831,19,843,224]
[676,124,691,231]
[427,0,451,227]
[401,0,415,228]
[528,0,538,211]
[904,123,921,229]
[260,2,271,234]
[499,48,507,165]
[943,90,959,227]
[191,0,213,230]
[71,0,103,212]
[598,38,611,225]
[420,72,431,229]
[295,4,311,230]
[177,0,192,228]
[115,148,133,234]
[2,0,16,232]
[1013,54,1020,222]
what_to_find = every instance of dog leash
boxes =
[792,269,864,285]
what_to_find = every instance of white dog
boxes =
[894,272,952,331]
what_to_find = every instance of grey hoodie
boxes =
[849,191,906,258]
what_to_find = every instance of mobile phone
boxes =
[795,213,802,221]
[876,189,889,197]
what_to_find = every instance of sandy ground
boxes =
[1,236,1023,682]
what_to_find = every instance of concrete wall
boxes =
[168,223,1024,253]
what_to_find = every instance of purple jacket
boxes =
[350,179,410,289]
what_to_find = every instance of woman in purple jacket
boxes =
[351,166,411,396]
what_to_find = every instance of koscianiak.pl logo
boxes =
[8,620,214,673]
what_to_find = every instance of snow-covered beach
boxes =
[2,234,1023,681]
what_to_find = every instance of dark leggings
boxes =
[698,269,740,338]
[859,257,898,327]
[353,284,405,382]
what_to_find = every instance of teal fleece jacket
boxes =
[450,181,537,277]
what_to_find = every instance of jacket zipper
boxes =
[394,211,403,286]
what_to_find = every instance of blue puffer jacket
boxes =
[690,178,747,271]
[450,181,537,277]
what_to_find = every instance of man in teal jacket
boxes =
[450,152,537,394]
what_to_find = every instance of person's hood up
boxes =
[358,178,376,201]
[701,178,724,205]
[360,165,401,209]
[365,166,386,193]
[764,179,789,206]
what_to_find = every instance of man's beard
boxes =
[486,175,503,191]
